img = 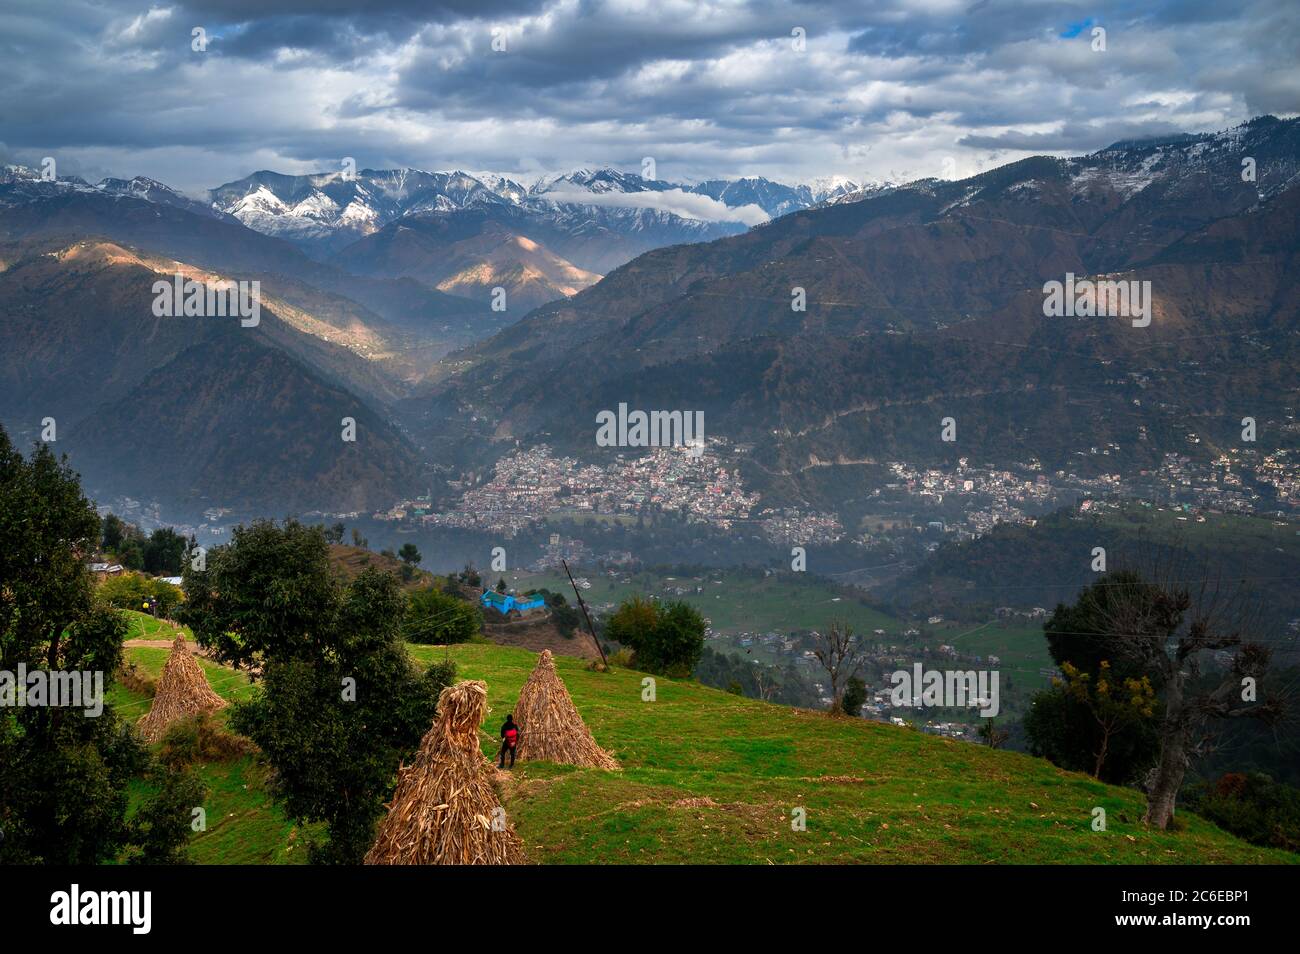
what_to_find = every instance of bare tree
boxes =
[812,620,866,715]
[1093,559,1285,829]
[978,718,1010,749]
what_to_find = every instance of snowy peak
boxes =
[802,175,865,203]
[0,165,223,218]
[531,168,675,196]
[205,165,774,253]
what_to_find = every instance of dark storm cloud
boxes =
[0,0,1294,193]
[958,120,1190,152]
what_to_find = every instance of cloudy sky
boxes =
[1,0,1297,196]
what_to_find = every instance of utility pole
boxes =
[562,559,608,667]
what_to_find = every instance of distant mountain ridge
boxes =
[413,116,1300,510]
[5,118,1296,521]
[3,161,868,307]
[0,165,229,221]
[0,239,422,513]
[206,165,863,265]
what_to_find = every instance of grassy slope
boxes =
[113,612,308,865]
[516,568,898,634]
[417,643,1288,864]
[328,543,435,590]
[114,610,1291,864]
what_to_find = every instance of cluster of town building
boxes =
[859,448,1300,546]
[382,443,764,536]
[95,500,236,544]
[758,508,845,546]
[870,459,1075,539]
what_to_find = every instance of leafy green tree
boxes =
[180,518,451,862]
[1043,571,1156,678]
[607,597,704,677]
[401,586,481,644]
[101,512,127,553]
[0,427,192,864]
[841,676,868,717]
[606,595,658,650]
[398,543,422,566]
[119,538,145,571]
[143,527,187,576]
[127,767,207,864]
[1058,660,1156,778]
[650,602,706,677]
[1025,573,1162,784]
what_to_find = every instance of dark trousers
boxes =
[498,743,516,768]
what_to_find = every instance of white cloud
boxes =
[540,187,769,225]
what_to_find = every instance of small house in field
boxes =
[481,590,546,616]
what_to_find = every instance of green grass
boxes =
[126,756,308,865]
[117,632,1293,864]
[941,621,1054,691]
[514,569,898,635]
[416,643,1288,864]
[121,612,186,641]
[115,611,306,864]
[107,613,258,719]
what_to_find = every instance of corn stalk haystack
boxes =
[136,634,227,743]
[365,680,526,865]
[514,649,619,769]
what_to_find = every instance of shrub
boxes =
[117,660,157,698]
[158,712,256,769]
[1185,773,1300,852]
[401,586,481,644]
[607,648,635,668]
[841,677,867,717]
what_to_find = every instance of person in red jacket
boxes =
[498,714,519,769]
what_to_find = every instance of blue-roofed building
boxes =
[481,589,546,615]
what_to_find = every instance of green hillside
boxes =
[887,504,1300,628]
[115,612,1292,864]
[514,567,898,634]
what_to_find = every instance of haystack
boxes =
[365,680,525,865]
[136,633,227,743]
[514,649,619,769]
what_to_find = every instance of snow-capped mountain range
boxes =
[0,161,867,273]
[0,166,229,221]
[204,166,866,255]
[0,160,867,291]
